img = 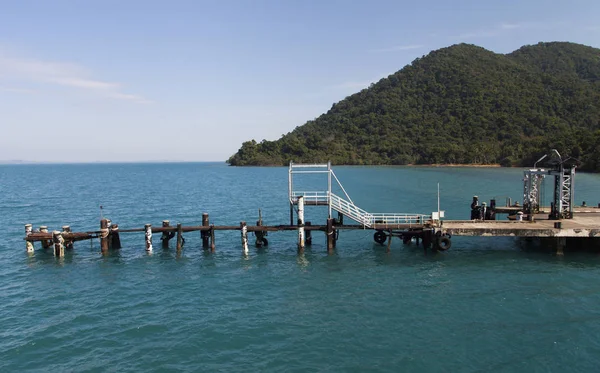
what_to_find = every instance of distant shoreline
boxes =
[405,163,502,168]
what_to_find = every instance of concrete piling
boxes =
[145,224,153,252]
[40,225,51,249]
[241,221,248,255]
[25,224,34,253]
[52,230,65,257]
[62,225,73,250]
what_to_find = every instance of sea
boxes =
[1,163,600,372]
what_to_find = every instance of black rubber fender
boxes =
[374,230,387,245]
[435,236,452,251]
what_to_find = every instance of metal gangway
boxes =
[288,162,433,227]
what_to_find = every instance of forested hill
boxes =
[227,42,600,171]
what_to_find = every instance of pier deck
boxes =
[442,214,600,238]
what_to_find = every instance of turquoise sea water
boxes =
[2,163,600,372]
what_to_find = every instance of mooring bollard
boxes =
[241,221,248,255]
[201,213,210,248]
[298,196,305,252]
[145,224,153,252]
[62,225,73,250]
[40,225,51,249]
[52,230,65,257]
[176,223,183,251]
[100,219,109,252]
[161,220,171,248]
[25,224,34,253]
[111,224,121,249]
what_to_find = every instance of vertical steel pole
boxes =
[328,161,332,218]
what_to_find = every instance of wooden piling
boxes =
[298,196,305,252]
[62,225,74,250]
[305,222,312,246]
[201,213,210,248]
[40,225,51,249]
[111,224,121,249]
[210,224,215,252]
[25,224,34,253]
[241,221,249,255]
[326,218,335,253]
[176,223,183,251]
[106,219,112,249]
[255,211,266,247]
[145,224,153,252]
[161,220,171,248]
[52,230,65,257]
[100,219,110,252]
[386,230,393,253]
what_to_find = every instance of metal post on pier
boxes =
[298,196,305,252]
[327,161,332,218]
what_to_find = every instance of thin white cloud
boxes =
[0,86,37,94]
[370,44,424,53]
[0,51,151,104]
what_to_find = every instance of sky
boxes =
[1,0,599,162]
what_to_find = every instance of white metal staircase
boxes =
[288,162,431,227]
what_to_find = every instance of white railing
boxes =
[369,213,430,225]
[330,193,430,227]
[290,191,329,205]
[330,193,372,226]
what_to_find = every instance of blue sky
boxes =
[1,0,599,162]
